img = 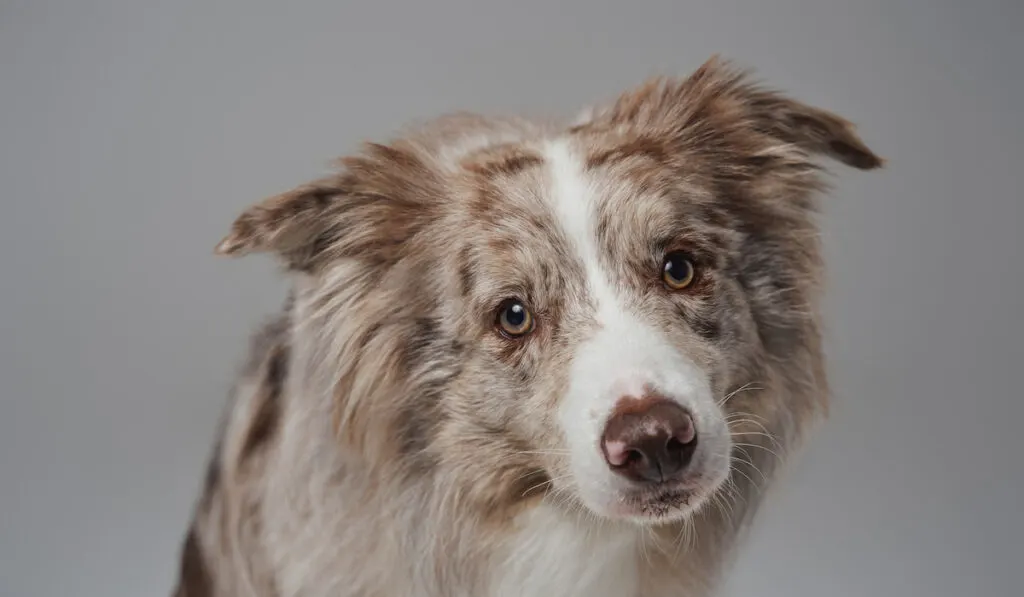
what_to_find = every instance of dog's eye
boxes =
[662,251,697,290]
[496,300,534,337]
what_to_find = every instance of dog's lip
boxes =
[621,484,694,506]
[606,477,712,520]
[601,492,694,523]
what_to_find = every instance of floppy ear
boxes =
[588,55,883,171]
[215,177,341,264]
[736,78,884,170]
[215,142,439,270]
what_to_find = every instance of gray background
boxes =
[2,0,1021,595]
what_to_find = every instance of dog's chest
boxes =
[486,505,642,597]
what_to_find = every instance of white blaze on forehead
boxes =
[542,139,621,329]
[541,137,728,519]
[542,138,687,392]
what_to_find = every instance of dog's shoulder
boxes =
[172,307,292,596]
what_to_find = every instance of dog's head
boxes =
[217,58,881,525]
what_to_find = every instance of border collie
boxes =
[173,56,881,597]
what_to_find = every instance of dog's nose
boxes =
[601,399,697,483]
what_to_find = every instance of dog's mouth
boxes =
[613,484,701,522]
[604,466,730,524]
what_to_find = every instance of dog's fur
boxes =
[173,57,881,597]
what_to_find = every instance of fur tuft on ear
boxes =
[587,55,884,171]
[215,178,341,260]
[215,141,441,271]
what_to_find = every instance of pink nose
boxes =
[601,397,697,484]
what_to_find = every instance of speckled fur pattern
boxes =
[173,57,882,597]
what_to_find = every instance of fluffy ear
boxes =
[215,142,439,270]
[588,55,884,171]
[736,79,884,170]
[215,178,340,263]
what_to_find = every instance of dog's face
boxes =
[217,58,881,526]
[444,136,749,523]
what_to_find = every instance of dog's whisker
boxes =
[512,449,572,457]
[730,452,767,484]
[732,446,771,483]
[521,473,574,497]
[728,461,762,491]
[716,382,765,407]
[731,442,785,464]
[726,415,785,452]
[725,410,769,423]
[510,467,550,484]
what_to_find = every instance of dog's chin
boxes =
[575,468,730,526]
[610,484,712,526]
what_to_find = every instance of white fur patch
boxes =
[541,139,730,521]
[487,504,639,597]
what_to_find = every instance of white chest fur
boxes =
[486,504,642,597]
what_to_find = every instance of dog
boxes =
[173,56,882,597]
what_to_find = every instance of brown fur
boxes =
[175,56,881,597]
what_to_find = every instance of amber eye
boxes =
[496,299,534,337]
[662,251,697,289]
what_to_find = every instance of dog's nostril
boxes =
[624,449,644,466]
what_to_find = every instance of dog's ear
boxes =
[216,142,439,270]
[586,55,883,171]
[215,178,340,264]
